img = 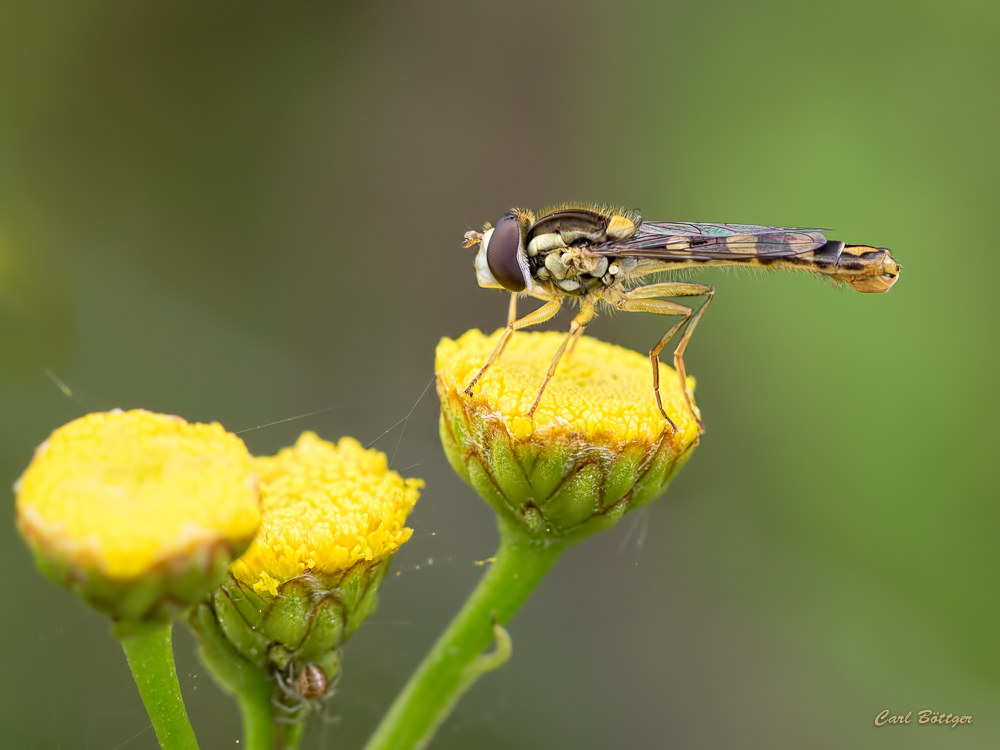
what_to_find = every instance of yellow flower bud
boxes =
[15,409,260,623]
[194,432,422,716]
[436,329,699,542]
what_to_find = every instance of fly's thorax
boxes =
[525,204,641,253]
[530,246,625,295]
[524,208,639,275]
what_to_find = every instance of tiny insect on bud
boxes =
[298,662,328,701]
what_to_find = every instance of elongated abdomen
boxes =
[778,241,901,292]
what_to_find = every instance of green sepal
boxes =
[487,428,533,502]
[544,464,602,529]
[297,596,345,662]
[524,442,574,502]
[439,413,470,482]
[264,580,312,648]
[193,557,397,719]
[189,602,266,693]
[345,559,389,639]
[439,389,696,544]
[466,455,515,519]
[24,533,240,624]
[224,578,270,632]
[214,587,270,665]
[602,447,644,508]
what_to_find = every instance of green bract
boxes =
[436,330,700,544]
[193,561,390,710]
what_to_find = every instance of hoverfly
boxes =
[462,203,901,432]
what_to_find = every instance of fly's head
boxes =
[464,209,536,293]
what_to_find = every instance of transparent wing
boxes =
[592,221,830,260]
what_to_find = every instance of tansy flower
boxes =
[436,329,699,543]
[15,409,260,622]
[191,432,421,720]
[363,330,701,750]
[231,433,418,597]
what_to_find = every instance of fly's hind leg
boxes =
[526,298,597,419]
[463,294,562,395]
[612,283,714,432]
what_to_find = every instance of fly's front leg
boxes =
[463,297,562,395]
[526,298,596,419]
[613,282,714,432]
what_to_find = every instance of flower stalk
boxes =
[364,518,563,750]
[190,600,310,750]
[117,623,200,750]
[189,602,275,749]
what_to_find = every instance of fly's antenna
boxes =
[462,230,483,248]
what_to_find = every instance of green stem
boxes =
[117,623,200,750]
[188,603,275,750]
[188,602,313,749]
[236,691,275,750]
[274,721,306,749]
[363,520,567,750]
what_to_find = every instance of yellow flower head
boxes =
[437,328,701,444]
[15,409,260,621]
[231,432,422,597]
[437,330,699,541]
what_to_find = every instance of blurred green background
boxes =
[2,1,998,748]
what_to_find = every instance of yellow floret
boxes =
[436,329,700,444]
[231,433,421,597]
[15,409,260,580]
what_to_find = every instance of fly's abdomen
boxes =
[783,242,901,293]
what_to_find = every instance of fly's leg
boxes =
[563,321,587,364]
[271,664,308,720]
[463,297,562,395]
[613,296,688,430]
[526,299,597,419]
[612,283,714,432]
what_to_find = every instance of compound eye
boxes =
[486,216,527,292]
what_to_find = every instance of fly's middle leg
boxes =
[526,299,597,419]
[463,295,562,396]
[612,282,714,432]
[563,322,587,364]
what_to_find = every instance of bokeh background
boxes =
[2,1,998,748]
